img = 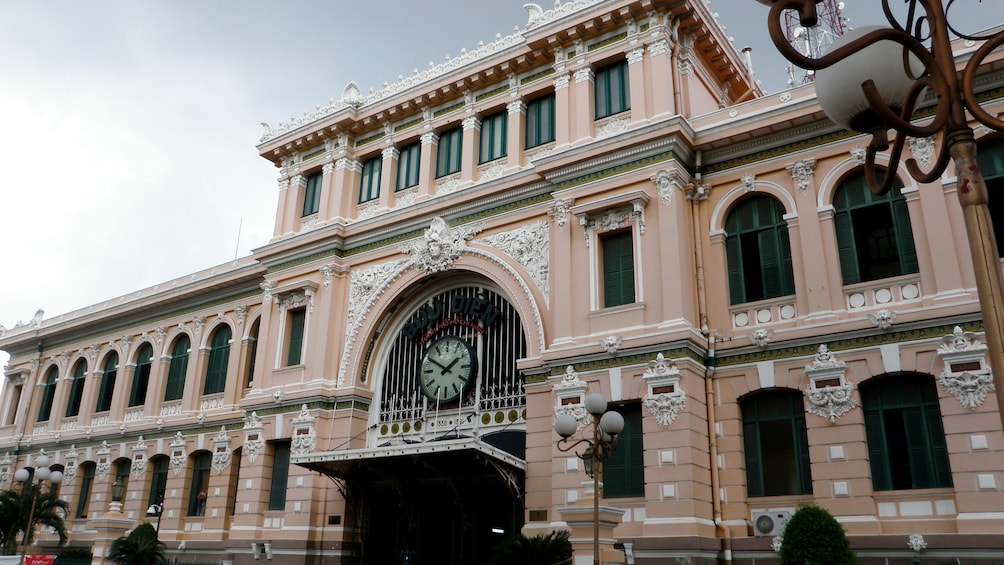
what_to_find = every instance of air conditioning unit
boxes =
[752,510,792,537]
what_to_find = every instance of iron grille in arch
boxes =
[378,285,526,427]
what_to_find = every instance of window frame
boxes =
[832,171,918,285]
[64,361,87,418]
[76,463,96,519]
[187,452,212,517]
[602,403,644,498]
[600,230,636,308]
[742,390,814,497]
[396,141,422,191]
[37,366,59,423]
[95,353,118,413]
[358,155,382,203]
[164,335,190,402]
[478,110,507,164]
[268,441,292,511]
[301,171,322,217]
[203,325,232,395]
[148,456,169,508]
[594,59,630,119]
[128,344,154,408]
[724,196,796,305]
[435,127,463,178]
[286,308,306,367]
[525,93,555,149]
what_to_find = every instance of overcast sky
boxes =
[0,1,995,367]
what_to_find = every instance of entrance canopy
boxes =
[293,436,525,486]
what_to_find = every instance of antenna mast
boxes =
[784,0,848,86]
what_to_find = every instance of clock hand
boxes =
[427,358,450,371]
[441,357,460,375]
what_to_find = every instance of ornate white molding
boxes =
[867,309,897,330]
[626,47,645,65]
[212,426,232,474]
[243,411,266,464]
[0,453,12,487]
[524,0,604,31]
[400,217,485,274]
[741,174,756,192]
[748,328,773,349]
[599,336,622,355]
[549,198,574,230]
[291,404,317,456]
[851,146,867,165]
[478,160,507,183]
[130,436,148,480]
[937,326,994,409]
[476,220,549,300]
[573,67,593,84]
[576,197,648,247]
[642,354,686,427]
[553,366,590,432]
[553,72,571,91]
[907,137,935,168]
[169,432,187,476]
[803,345,856,423]
[96,441,111,481]
[651,169,684,205]
[786,158,816,195]
[595,116,629,139]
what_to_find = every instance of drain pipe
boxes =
[732,47,759,104]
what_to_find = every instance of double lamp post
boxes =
[756,0,1004,431]
[13,455,63,561]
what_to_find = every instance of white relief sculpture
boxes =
[291,404,317,456]
[96,441,111,480]
[170,432,187,476]
[553,73,571,91]
[786,158,816,195]
[748,328,774,349]
[599,336,622,355]
[642,353,686,427]
[0,453,13,486]
[851,146,867,165]
[243,411,266,464]
[937,326,994,409]
[212,426,232,473]
[524,0,605,31]
[279,289,315,315]
[235,305,247,327]
[651,170,682,205]
[394,188,418,208]
[478,160,507,183]
[804,345,856,423]
[908,534,927,553]
[476,221,549,299]
[553,366,590,432]
[907,137,935,168]
[400,217,485,274]
[741,174,756,192]
[527,145,554,162]
[320,265,335,288]
[261,281,275,304]
[130,436,148,480]
[549,198,574,230]
[867,309,897,330]
[578,199,647,247]
[595,117,630,139]
[436,176,463,195]
[356,202,380,221]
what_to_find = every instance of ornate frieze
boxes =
[937,326,994,409]
[803,345,856,423]
[576,196,648,247]
[553,366,590,432]
[595,116,629,139]
[212,427,232,473]
[642,353,686,427]
[400,216,485,274]
[291,405,317,456]
[476,220,549,299]
[243,411,266,464]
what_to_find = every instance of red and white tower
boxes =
[784,0,847,85]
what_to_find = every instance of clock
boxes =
[420,336,476,403]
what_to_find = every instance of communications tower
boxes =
[785,0,848,86]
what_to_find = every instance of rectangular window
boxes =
[301,171,322,216]
[95,368,116,413]
[396,142,421,191]
[479,111,507,164]
[594,60,630,119]
[435,127,463,178]
[525,94,555,149]
[358,156,382,203]
[268,441,292,511]
[286,309,306,366]
[601,231,636,308]
[76,465,95,519]
[148,457,169,508]
[603,403,644,498]
[188,453,211,516]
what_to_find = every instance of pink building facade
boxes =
[2,1,1003,563]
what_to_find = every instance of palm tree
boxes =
[487,530,574,565]
[0,486,69,555]
[107,522,167,565]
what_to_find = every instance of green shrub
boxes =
[487,530,573,565]
[779,505,858,565]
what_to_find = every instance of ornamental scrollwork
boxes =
[553,366,590,432]
[475,221,549,300]
[937,326,994,409]
[400,216,485,274]
[803,345,856,423]
[291,404,317,456]
[212,426,232,473]
[641,353,686,427]
[169,432,187,476]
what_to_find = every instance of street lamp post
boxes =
[146,489,166,538]
[756,0,1004,430]
[14,454,63,562]
[554,392,625,565]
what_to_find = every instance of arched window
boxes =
[725,196,795,304]
[164,335,190,402]
[978,137,1004,256]
[64,361,87,418]
[129,344,153,407]
[76,462,96,519]
[833,170,918,284]
[188,452,212,516]
[742,389,813,497]
[148,456,169,508]
[861,374,952,491]
[204,326,232,395]
[37,366,59,423]
[95,353,118,413]
[245,319,260,389]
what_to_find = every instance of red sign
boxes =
[25,556,56,565]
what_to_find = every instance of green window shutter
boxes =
[396,142,421,190]
[924,404,953,488]
[890,193,919,275]
[37,367,58,422]
[525,95,555,149]
[725,233,745,304]
[165,336,190,402]
[833,207,861,285]
[977,139,1004,179]
[76,465,95,518]
[902,407,933,488]
[863,408,891,490]
[742,418,764,497]
[479,111,507,163]
[595,60,630,119]
[149,457,169,507]
[245,322,260,389]
[269,441,292,510]
[794,411,813,494]
[129,345,153,407]
[65,362,87,418]
[602,231,635,307]
[758,228,784,299]
[301,172,322,216]
[603,405,644,498]
[287,309,306,366]
[358,156,382,203]
[188,453,211,516]
[96,354,118,412]
[204,326,231,395]
[436,127,462,178]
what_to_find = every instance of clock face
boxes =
[420,336,476,403]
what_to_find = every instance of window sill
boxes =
[591,301,645,317]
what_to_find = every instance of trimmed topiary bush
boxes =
[779,505,858,565]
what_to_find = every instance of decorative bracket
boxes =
[642,353,686,427]
[937,326,994,409]
[804,345,856,423]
